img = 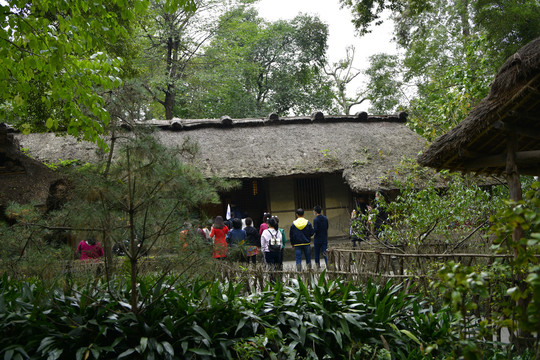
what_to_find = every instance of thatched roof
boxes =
[14,112,428,192]
[0,124,59,207]
[418,37,540,176]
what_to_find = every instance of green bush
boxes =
[0,273,462,360]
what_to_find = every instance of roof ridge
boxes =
[124,112,408,131]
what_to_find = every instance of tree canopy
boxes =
[178,7,337,118]
[5,0,539,142]
[340,0,540,139]
[0,0,196,145]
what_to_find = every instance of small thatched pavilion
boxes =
[15,112,427,237]
[418,37,540,181]
[418,36,540,249]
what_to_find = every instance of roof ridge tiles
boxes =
[129,112,408,132]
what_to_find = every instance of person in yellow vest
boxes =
[289,208,314,271]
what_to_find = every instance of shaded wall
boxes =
[268,177,296,233]
[267,173,350,239]
[323,174,351,238]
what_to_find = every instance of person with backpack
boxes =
[289,208,314,271]
[260,217,282,273]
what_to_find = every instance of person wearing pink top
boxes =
[76,238,104,260]
[258,212,271,235]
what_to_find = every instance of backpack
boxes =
[268,230,282,252]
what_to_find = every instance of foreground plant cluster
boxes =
[0,272,528,360]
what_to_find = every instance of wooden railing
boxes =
[327,248,517,279]
[58,249,538,292]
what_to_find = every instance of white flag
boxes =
[226,204,231,220]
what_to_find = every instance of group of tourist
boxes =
[207,206,329,271]
[73,205,331,272]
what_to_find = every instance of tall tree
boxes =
[363,53,403,114]
[473,0,540,65]
[324,46,367,115]
[340,0,540,140]
[179,7,337,118]
[0,0,196,146]
[393,0,495,138]
[139,0,250,120]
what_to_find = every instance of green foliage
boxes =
[366,163,505,249]
[405,35,492,140]
[1,0,197,145]
[433,261,488,326]
[1,134,232,314]
[341,0,540,141]
[180,6,337,118]
[429,258,539,359]
[1,202,74,282]
[1,0,135,143]
[474,0,540,66]
[0,273,460,359]
[137,0,252,120]
[490,181,540,336]
[338,0,430,36]
[66,134,220,239]
[363,53,403,113]
[60,134,224,311]
[425,181,540,357]
[44,159,85,170]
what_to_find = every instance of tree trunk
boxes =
[164,89,175,120]
[126,148,139,314]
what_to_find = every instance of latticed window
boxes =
[294,177,324,211]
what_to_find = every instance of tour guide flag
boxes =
[226,204,231,220]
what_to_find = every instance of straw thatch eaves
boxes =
[15,111,428,192]
[418,37,540,176]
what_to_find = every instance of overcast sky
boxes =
[255,0,398,113]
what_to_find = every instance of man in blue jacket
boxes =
[289,208,314,271]
[313,205,329,269]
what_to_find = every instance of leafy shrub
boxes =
[0,273,461,360]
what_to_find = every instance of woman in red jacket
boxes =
[210,216,229,259]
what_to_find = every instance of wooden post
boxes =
[506,132,530,349]
[506,133,524,252]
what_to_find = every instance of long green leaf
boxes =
[192,324,211,342]
[117,349,135,359]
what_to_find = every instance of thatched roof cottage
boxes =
[14,112,427,237]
